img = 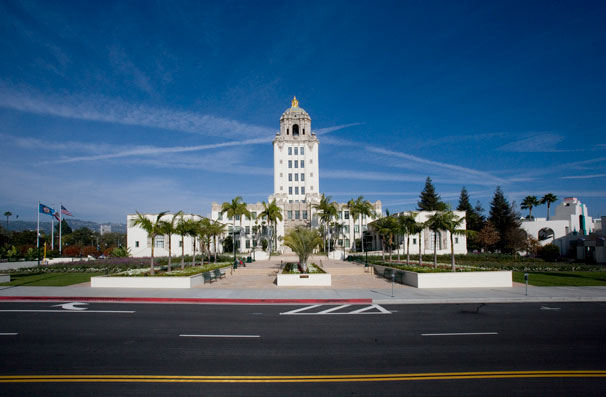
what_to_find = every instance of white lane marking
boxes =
[0,333,18,336]
[180,334,260,338]
[0,310,134,313]
[318,304,351,314]
[280,304,391,315]
[422,332,499,336]
[540,306,561,311]
[52,302,88,311]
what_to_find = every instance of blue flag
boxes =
[39,203,55,217]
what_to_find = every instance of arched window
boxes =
[293,124,299,136]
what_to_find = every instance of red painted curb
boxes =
[0,296,372,305]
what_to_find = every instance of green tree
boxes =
[477,221,500,252]
[425,211,451,267]
[3,211,12,230]
[441,211,467,271]
[54,219,73,236]
[521,196,540,219]
[65,227,95,247]
[489,187,522,254]
[159,211,183,271]
[398,212,418,265]
[131,211,169,274]
[457,187,485,231]
[353,196,375,253]
[314,194,338,254]
[221,196,251,263]
[417,177,447,211]
[540,193,558,221]
[283,227,322,272]
[259,199,283,257]
[375,216,398,262]
[208,220,226,263]
[175,215,195,269]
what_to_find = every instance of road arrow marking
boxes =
[52,302,88,311]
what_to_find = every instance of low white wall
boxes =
[253,250,269,261]
[328,250,345,260]
[276,273,331,286]
[374,265,512,288]
[0,274,9,283]
[91,274,203,288]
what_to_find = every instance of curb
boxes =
[0,296,372,305]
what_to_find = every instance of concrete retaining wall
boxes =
[374,265,512,288]
[91,274,203,288]
[276,273,331,286]
[0,274,9,283]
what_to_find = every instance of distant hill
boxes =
[2,219,126,234]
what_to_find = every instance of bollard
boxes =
[391,273,395,297]
[524,273,528,296]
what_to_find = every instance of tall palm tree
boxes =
[3,211,12,230]
[540,193,558,221]
[259,199,283,257]
[521,196,540,219]
[198,217,212,264]
[425,211,450,268]
[376,216,398,262]
[175,216,195,269]
[313,194,337,254]
[410,220,425,267]
[221,196,251,264]
[131,211,168,275]
[347,198,359,252]
[354,196,375,254]
[159,210,183,272]
[209,220,227,263]
[441,211,466,272]
[284,227,322,272]
[398,212,418,265]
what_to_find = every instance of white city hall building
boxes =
[127,98,382,258]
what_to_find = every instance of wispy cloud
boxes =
[560,174,606,179]
[498,133,572,152]
[412,132,507,149]
[0,84,274,139]
[314,123,363,135]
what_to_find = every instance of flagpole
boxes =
[37,201,40,266]
[51,204,55,251]
[59,202,62,255]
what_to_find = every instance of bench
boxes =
[213,268,225,280]
[203,272,216,284]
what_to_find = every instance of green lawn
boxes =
[0,272,100,287]
[513,271,606,287]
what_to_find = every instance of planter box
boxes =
[91,274,203,288]
[374,265,512,288]
[0,274,9,283]
[276,273,332,286]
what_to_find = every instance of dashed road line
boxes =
[180,334,260,338]
[422,332,498,336]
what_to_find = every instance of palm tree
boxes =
[221,196,251,264]
[354,196,375,254]
[375,216,398,262]
[3,211,12,230]
[175,216,195,269]
[540,193,558,221]
[521,196,540,219]
[283,226,322,272]
[410,220,425,267]
[425,211,450,268]
[441,211,466,272]
[208,220,227,263]
[314,194,337,254]
[131,211,169,275]
[398,212,418,265]
[347,198,359,252]
[198,217,212,264]
[259,199,283,257]
[159,211,183,272]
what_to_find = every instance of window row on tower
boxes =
[288,173,305,182]
[287,146,305,156]
[288,186,305,195]
[288,160,304,168]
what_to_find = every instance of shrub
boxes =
[63,245,81,257]
[538,244,560,262]
[81,246,100,257]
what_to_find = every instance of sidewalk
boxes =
[1,255,606,305]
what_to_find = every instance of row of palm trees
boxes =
[520,193,558,220]
[373,210,465,272]
[131,211,227,275]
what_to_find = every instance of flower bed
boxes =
[277,262,331,286]
[373,264,512,288]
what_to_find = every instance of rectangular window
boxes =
[301,187,305,195]
[288,147,292,155]
[155,235,164,248]
[300,146,304,155]
[288,211,293,220]
[218,213,222,220]
[294,147,298,155]
[235,214,240,221]
[413,238,417,245]
[295,210,300,219]
[289,186,293,194]
[135,241,139,248]
[289,173,292,181]
[294,160,298,168]
[354,225,359,233]
[303,210,308,219]
[295,173,298,181]
[245,226,250,234]
[179,241,182,248]
[300,160,304,168]
[252,212,257,219]
[345,239,350,247]
[295,187,299,195]
[288,160,292,168]
[338,211,342,220]
[246,240,250,248]
[454,237,459,244]
[344,225,349,233]
[338,239,343,247]
[301,173,305,181]
[344,211,349,220]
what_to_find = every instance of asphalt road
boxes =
[1,301,605,396]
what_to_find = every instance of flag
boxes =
[54,212,60,221]
[61,205,74,217]
[39,203,55,217]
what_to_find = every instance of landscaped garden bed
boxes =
[276,262,331,286]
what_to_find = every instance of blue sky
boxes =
[1,0,605,223]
